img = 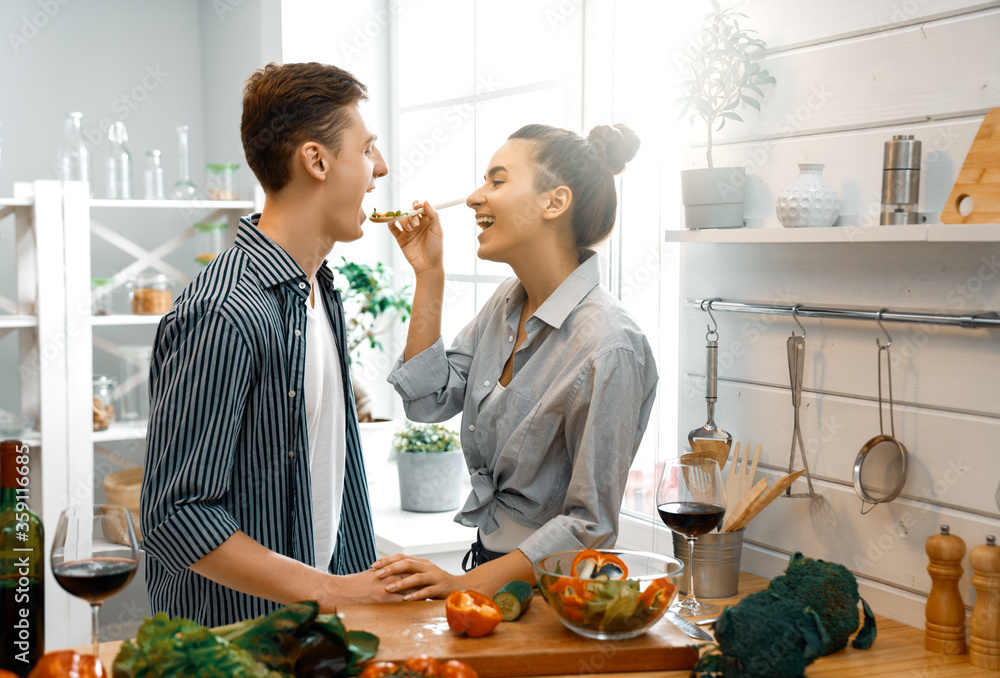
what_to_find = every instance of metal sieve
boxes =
[854,310,908,514]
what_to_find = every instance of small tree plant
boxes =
[335,257,412,422]
[675,0,776,168]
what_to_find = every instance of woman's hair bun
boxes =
[587,123,641,175]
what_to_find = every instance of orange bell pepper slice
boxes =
[570,549,629,579]
[445,589,504,638]
[638,577,676,609]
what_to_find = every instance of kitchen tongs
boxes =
[784,310,818,498]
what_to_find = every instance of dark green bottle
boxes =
[1,440,45,677]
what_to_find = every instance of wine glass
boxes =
[656,457,727,617]
[51,505,140,657]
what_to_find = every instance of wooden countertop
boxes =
[73,572,995,676]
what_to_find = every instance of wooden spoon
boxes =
[728,469,806,532]
[369,197,466,222]
[721,477,767,532]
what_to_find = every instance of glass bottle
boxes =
[171,124,198,200]
[105,121,132,200]
[143,150,164,200]
[56,112,91,193]
[0,440,45,677]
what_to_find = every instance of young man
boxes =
[140,62,400,626]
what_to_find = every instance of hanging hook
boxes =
[791,304,807,338]
[703,299,720,341]
[875,308,892,349]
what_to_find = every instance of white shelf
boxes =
[0,315,38,329]
[88,198,254,210]
[0,197,34,207]
[90,314,164,327]
[665,222,1000,244]
[93,421,148,443]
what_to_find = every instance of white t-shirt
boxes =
[304,287,347,572]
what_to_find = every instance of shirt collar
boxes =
[505,250,602,330]
[235,213,337,294]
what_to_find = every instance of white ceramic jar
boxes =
[776,163,840,228]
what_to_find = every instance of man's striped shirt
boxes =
[140,214,376,627]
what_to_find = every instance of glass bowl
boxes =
[0,413,37,439]
[534,549,684,640]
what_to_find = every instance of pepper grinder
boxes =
[970,535,1000,669]
[925,525,967,654]
[880,134,922,225]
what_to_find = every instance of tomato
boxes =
[0,670,21,678]
[27,651,105,678]
[439,659,479,678]
[445,590,503,638]
[403,654,440,677]
[359,661,399,678]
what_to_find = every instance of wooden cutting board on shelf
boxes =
[337,595,700,676]
[940,106,1000,224]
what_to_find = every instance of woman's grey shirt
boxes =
[387,252,658,563]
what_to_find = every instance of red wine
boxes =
[53,557,136,603]
[657,502,726,537]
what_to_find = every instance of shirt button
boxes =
[294,329,301,337]
[468,424,475,432]
[509,335,514,342]
[483,380,490,387]
[288,450,295,460]
[298,282,306,290]
[469,467,476,474]
[288,390,296,398]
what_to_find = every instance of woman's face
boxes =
[466,139,550,265]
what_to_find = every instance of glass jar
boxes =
[194,221,226,265]
[91,277,114,316]
[128,273,174,315]
[118,345,152,423]
[93,375,116,431]
[205,163,239,200]
[144,150,165,200]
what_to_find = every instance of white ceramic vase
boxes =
[775,163,840,228]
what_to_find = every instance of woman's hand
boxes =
[372,553,462,600]
[386,200,444,277]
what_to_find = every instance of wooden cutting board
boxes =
[337,595,700,676]
[941,106,1000,224]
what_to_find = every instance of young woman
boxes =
[376,123,656,599]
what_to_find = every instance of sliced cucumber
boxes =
[493,580,533,621]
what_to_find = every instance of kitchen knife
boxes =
[665,610,714,641]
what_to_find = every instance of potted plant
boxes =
[394,421,465,513]
[675,0,776,229]
[335,257,412,482]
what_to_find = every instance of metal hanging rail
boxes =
[691,298,1000,329]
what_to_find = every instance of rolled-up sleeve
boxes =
[387,321,478,423]
[517,345,657,564]
[140,309,252,575]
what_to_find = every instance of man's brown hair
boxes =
[241,62,368,193]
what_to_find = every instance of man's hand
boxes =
[320,569,406,609]
[372,553,461,601]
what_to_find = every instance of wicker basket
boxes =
[103,467,142,541]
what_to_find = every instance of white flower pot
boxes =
[681,167,746,229]
[397,448,465,512]
[775,163,841,228]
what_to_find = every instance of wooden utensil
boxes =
[940,106,1000,224]
[369,197,466,223]
[728,469,806,532]
[721,477,767,532]
[724,442,760,509]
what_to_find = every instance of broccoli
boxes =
[690,553,878,677]
[692,590,828,678]
[768,552,877,655]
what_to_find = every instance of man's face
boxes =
[321,103,387,242]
